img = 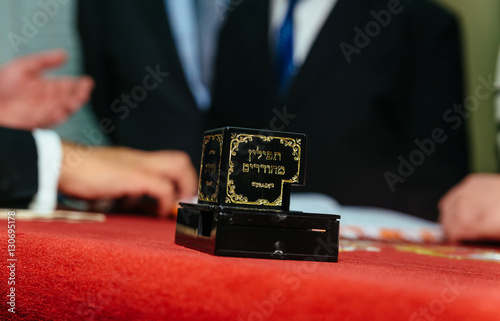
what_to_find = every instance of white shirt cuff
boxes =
[29,129,63,214]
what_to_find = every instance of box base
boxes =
[175,203,340,262]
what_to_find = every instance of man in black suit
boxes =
[78,0,226,165]
[209,0,469,220]
[0,128,39,208]
[439,50,500,241]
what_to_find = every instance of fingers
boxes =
[438,177,464,213]
[438,174,500,242]
[135,173,177,218]
[142,151,198,198]
[164,152,198,198]
[114,149,197,216]
[94,147,181,217]
[0,49,94,130]
[53,75,94,113]
[439,185,474,242]
[72,76,94,107]
[59,144,180,217]
[17,49,67,74]
[36,75,94,128]
[438,175,474,241]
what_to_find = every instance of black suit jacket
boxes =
[210,0,469,220]
[78,0,204,165]
[0,127,38,208]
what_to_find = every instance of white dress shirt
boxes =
[270,0,338,67]
[29,129,62,214]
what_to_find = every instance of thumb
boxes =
[137,175,177,218]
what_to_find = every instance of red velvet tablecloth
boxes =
[1,215,500,321]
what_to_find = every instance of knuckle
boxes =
[161,180,175,195]
[175,151,191,164]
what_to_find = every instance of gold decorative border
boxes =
[198,134,223,202]
[225,133,301,206]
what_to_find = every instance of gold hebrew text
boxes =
[242,163,285,175]
[251,182,275,189]
[204,163,218,175]
[248,147,282,162]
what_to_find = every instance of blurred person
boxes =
[78,0,228,165]
[0,50,197,216]
[0,49,92,130]
[209,0,469,221]
[439,46,500,242]
[439,174,500,242]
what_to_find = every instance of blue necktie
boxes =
[275,0,299,99]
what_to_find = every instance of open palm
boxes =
[0,49,93,130]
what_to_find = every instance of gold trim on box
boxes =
[225,134,301,206]
[198,134,223,202]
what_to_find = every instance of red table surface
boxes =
[1,215,499,321]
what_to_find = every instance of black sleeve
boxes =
[209,0,272,130]
[77,0,114,128]
[0,127,38,208]
[399,1,469,213]
[209,9,239,129]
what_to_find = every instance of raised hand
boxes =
[0,49,93,130]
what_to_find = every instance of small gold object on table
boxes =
[175,127,340,262]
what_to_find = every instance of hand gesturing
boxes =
[0,49,93,130]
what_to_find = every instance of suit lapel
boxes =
[286,0,371,105]
[141,0,196,105]
[260,1,276,103]
[243,0,275,103]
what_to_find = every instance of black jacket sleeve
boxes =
[0,127,38,208]
[209,0,469,220]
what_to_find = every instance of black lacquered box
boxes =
[175,127,340,262]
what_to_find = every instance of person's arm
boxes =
[439,173,500,242]
[0,127,197,216]
[0,127,38,208]
[58,143,198,217]
[0,50,93,130]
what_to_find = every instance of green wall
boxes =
[435,0,500,172]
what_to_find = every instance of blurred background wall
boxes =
[0,0,499,171]
[436,0,500,172]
